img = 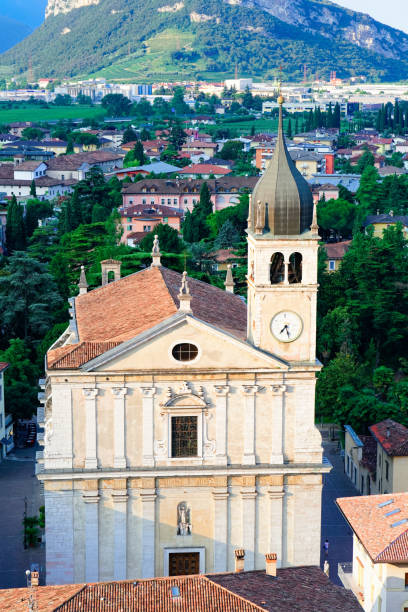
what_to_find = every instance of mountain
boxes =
[0,16,32,54]
[1,0,408,82]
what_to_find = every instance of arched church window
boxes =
[270,252,284,284]
[289,252,302,284]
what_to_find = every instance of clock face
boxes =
[271,311,303,343]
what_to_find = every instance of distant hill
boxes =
[0,16,32,54]
[2,0,408,82]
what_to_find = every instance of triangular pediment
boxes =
[81,314,288,372]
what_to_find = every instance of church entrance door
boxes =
[169,552,200,576]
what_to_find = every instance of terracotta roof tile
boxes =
[0,584,84,612]
[178,164,231,175]
[337,492,408,562]
[324,240,351,260]
[369,419,408,456]
[0,569,361,611]
[0,361,9,372]
[47,266,247,369]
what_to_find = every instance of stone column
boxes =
[241,385,260,465]
[83,388,98,470]
[141,387,156,467]
[140,484,156,578]
[213,483,229,572]
[112,488,128,580]
[214,385,229,466]
[112,387,127,469]
[45,487,74,585]
[83,489,99,582]
[270,385,286,464]
[268,477,284,567]
[241,480,257,570]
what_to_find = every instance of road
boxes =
[0,446,45,589]
[320,434,360,585]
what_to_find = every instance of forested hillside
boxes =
[2,0,408,81]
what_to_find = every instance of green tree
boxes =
[101,93,131,117]
[66,137,74,154]
[171,87,189,115]
[0,339,39,419]
[287,118,292,138]
[30,179,37,198]
[169,120,187,149]
[356,149,375,174]
[219,140,243,160]
[317,198,356,239]
[214,220,240,248]
[0,252,62,343]
[21,127,43,141]
[140,223,184,253]
[122,126,138,144]
[6,195,26,253]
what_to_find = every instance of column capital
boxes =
[112,387,128,398]
[83,388,99,399]
[214,385,230,396]
[140,489,157,502]
[141,386,156,398]
[241,384,263,396]
[271,384,286,395]
[82,492,100,503]
[112,491,128,503]
[241,488,257,500]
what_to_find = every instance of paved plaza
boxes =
[320,435,360,585]
[0,446,45,589]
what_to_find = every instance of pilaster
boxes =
[112,487,128,580]
[241,385,261,465]
[112,387,127,469]
[83,489,99,582]
[44,385,73,469]
[83,388,98,470]
[214,385,229,466]
[45,487,74,585]
[213,487,229,572]
[270,385,286,464]
[141,387,156,467]
[241,482,257,571]
[140,485,156,578]
[268,479,284,567]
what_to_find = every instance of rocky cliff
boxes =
[45,0,99,18]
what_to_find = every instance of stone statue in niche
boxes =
[177,501,192,536]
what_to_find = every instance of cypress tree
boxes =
[134,140,146,165]
[327,103,333,129]
[6,195,26,253]
[287,118,292,138]
[30,179,37,198]
[66,137,74,154]
[25,201,39,238]
[295,117,299,135]
[333,103,341,129]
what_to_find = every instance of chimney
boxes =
[178,271,192,313]
[151,234,161,267]
[78,265,88,295]
[101,259,121,286]
[30,571,39,586]
[265,553,277,577]
[325,153,335,175]
[234,549,245,573]
[386,426,390,438]
[224,264,235,293]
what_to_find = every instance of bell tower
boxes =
[247,96,319,363]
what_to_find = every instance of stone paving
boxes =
[320,435,360,586]
[0,446,45,589]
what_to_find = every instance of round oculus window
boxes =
[172,343,199,362]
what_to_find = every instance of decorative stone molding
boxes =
[140,386,156,398]
[141,387,156,467]
[214,384,230,396]
[83,387,99,470]
[214,385,229,465]
[112,387,128,469]
[271,384,286,394]
[83,388,99,400]
[241,385,263,465]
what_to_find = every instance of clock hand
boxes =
[280,325,288,334]
[286,327,290,338]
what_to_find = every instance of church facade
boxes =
[38,100,330,585]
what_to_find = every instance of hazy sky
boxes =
[334,0,408,32]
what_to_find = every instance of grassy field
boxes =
[0,104,106,124]
[200,117,290,137]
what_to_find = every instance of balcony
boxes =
[338,563,364,605]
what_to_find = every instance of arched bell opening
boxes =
[270,252,285,284]
[289,252,302,284]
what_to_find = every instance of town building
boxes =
[120,204,183,245]
[0,163,76,199]
[323,240,351,272]
[122,177,258,212]
[363,213,408,237]
[345,419,408,496]
[109,161,180,180]
[0,561,360,611]
[255,146,326,179]
[177,163,232,179]
[337,492,408,612]
[38,99,329,585]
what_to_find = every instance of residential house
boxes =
[45,150,124,181]
[323,240,351,272]
[344,419,408,496]
[0,563,360,610]
[202,249,242,273]
[122,177,258,212]
[363,213,408,238]
[8,121,34,137]
[312,183,340,203]
[378,166,406,177]
[337,492,408,612]
[177,164,232,179]
[309,173,361,194]
[0,362,9,460]
[181,141,218,158]
[0,163,76,199]
[120,204,183,245]
[256,147,324,178]
[109,161,180,181]
[122,140,167,159]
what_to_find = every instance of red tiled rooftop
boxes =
[47,266,247,369]
[0,362,9,372]
[337,492,408,562]
[0,569,361,611]
[178,164,231,175]
[369,419,408,456]
[324,240,351,260]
